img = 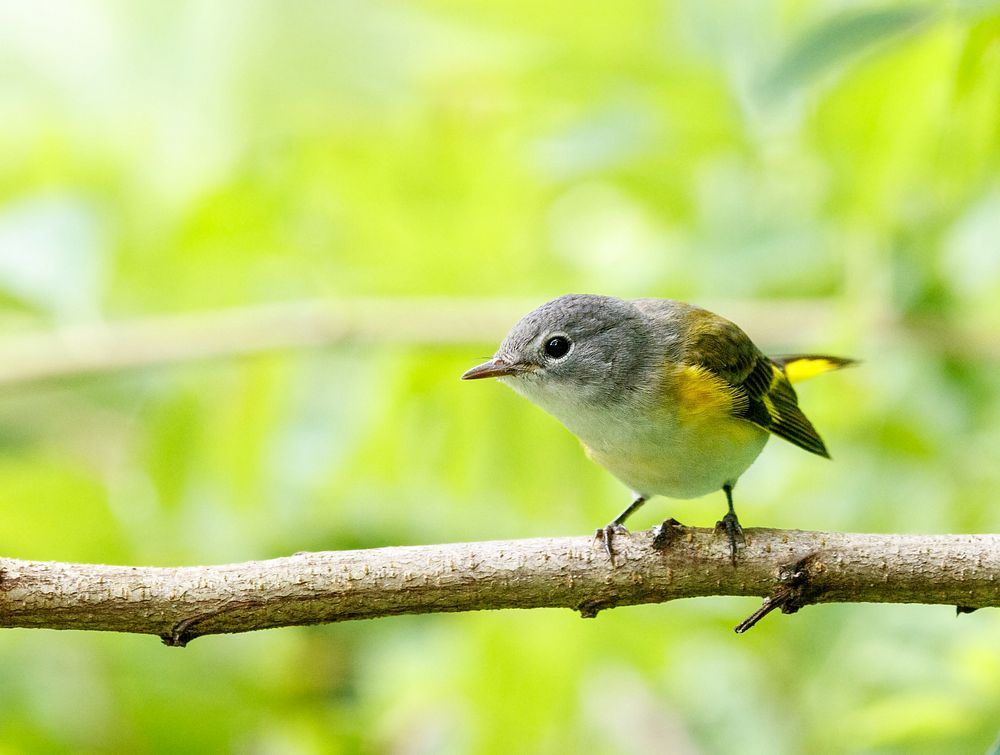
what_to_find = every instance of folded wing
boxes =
[680,314,851,458]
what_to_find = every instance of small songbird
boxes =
[462,294,852,563]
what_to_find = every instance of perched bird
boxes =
[462,294,852,563]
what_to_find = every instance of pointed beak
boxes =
[461,358,522,380]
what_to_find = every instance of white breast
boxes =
[505,376,769,500]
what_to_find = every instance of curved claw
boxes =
[716,511,745,566]
[594,523,629,565]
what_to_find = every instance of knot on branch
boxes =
[735,551,824,633]
[161,615,204,647]
[576,598,616,619]
[651,518,686,549]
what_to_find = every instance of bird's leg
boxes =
[595,496,646,562]
[716,483,744,566]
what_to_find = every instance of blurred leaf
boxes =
[0,193,105,320]
[954,13,1000,96]
[761,5,937,100]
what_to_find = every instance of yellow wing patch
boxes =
[674,364,745,421]
[775,355,855,384]
[668,354,849,458]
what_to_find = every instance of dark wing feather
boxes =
[683,311,830,458]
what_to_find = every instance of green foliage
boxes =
[761,5,938,100]
[1,0,1000,751]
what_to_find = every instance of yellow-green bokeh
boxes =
[2,1,999,752]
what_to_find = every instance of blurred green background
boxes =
[2,0,999,752]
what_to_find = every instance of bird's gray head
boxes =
[461,294,654,408]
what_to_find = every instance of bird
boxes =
[461,294,853,564]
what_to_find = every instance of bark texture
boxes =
[2,525,998,646]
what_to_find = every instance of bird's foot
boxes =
[715,511,744,566]
[594,523,629,565]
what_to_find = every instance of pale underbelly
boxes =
[584,418,769,499]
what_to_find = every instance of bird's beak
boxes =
[461,358,522,380]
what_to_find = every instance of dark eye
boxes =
[544,336,571,359]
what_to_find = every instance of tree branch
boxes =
[2,299,994,389]
[0,297,865,387]
[2,525,998,646]
[0,298,533,387]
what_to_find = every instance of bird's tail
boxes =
[770,354,856,384]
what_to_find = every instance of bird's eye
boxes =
[544,336,571,359]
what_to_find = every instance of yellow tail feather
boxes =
[771,354,856,384]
